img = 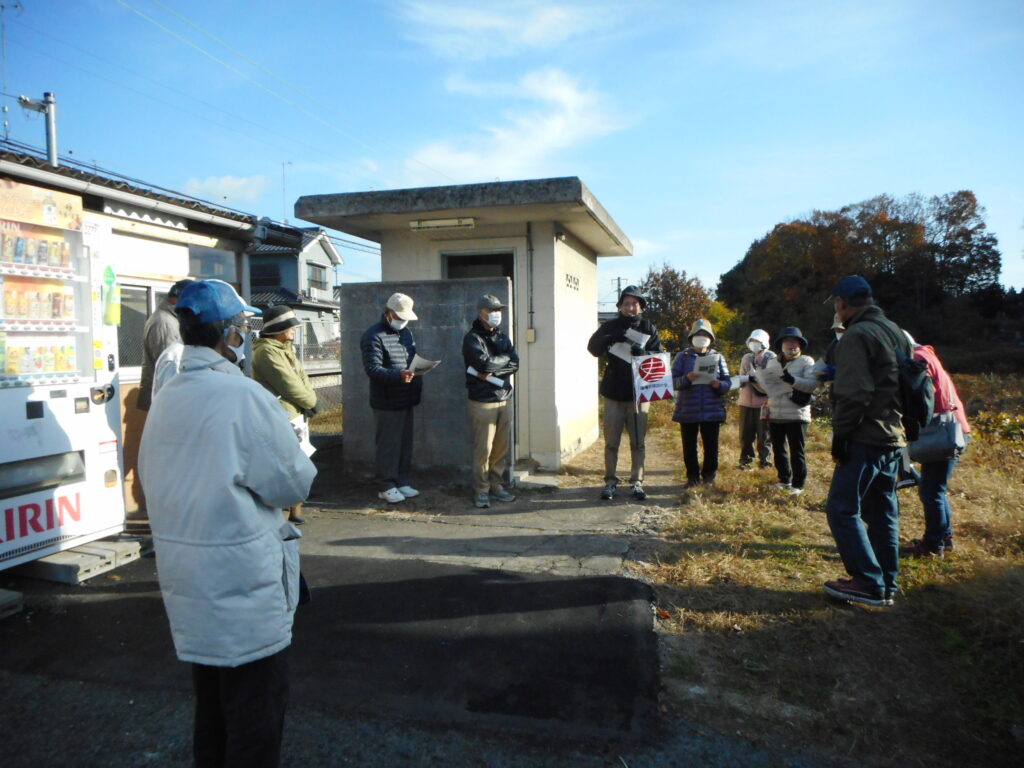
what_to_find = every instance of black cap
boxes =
[617,285,647,310]
[168,278,194,298]
[778,326,809,350]
[260,306,302,336]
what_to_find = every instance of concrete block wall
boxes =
[340,277,512,477]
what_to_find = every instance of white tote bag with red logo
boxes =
[632,353,674,407]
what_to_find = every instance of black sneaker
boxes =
[631,481,646,500]
[824,577,887,607]
[900,539,943,559]
[600,482,617,500]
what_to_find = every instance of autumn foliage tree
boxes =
[638,263,711,350]
[716,190,1004,349]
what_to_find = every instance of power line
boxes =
[144,0,455,184]
[114,0,455,183]
[8,19,352,167]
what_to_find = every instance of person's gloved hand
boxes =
[735,374,749,386]
[630,344,645,356]
[781,369,795,385]
[831,435,849,465]
[303,406,318,419]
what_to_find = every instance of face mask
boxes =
[692,336,711,350]
[389,316,409,331]
[747,341,763,353]
[486,311,502,327]
[224,326,246,364]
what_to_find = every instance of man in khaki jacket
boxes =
[252,306,317,524]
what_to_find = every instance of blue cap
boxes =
[826,275,872,303]
[176,279,261,322]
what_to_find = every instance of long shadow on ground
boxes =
[0,553,658,745]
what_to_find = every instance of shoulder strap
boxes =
[862,316,910,360]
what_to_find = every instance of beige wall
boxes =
[553,230,600,462]
[376,221,600,470]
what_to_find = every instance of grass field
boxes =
[608,374,1024,767]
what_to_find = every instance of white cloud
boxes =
[183,174,270,205]
[397,0,625,60]
[404,68,622,183]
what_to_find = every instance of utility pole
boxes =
[281,160,292,223]
[18,92,57,166]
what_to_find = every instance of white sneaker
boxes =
[397,485,419,498]
[378,487,405,503]
[787,486,804,496]
[771,482,791,490]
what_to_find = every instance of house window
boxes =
[251,263,281,288]
[189,245,237,282]
[307,263,328,291]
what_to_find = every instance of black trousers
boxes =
[192,648,290,768]
[769,421,809,489]
[681,421,721,482]
[738,405,771,465]
[373,407,414,489]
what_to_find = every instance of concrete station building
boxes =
[296,176,632,472]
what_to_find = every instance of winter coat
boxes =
[736,350,776,408]
[756,354,819,423]
[137,299,181,411]
[671,348,731,424]
[587,314,663,401]
[360,316,423,411]
[832,305,907,447]
[835,307,909,450]
[138,345,317,667]
[252,337,317,419]
[151,342,184,402]
[912,344,971,436]
[462,318,519,402]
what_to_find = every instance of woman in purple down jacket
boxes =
[672,319,732,487]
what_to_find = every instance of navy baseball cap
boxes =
[825,275,872,303]
[176,279,261,322]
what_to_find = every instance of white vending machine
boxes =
[0,179,125,571]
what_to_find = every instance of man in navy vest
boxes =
[360,293,423,503]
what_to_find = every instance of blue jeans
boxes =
[826,441,902,594]
[918,455,959,549]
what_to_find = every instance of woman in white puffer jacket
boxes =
[750,326,819,495]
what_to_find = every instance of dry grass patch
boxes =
[616,375,1024,767]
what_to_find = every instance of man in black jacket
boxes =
[462,294,520,509]
[587,286,663,500]
[360,292,423,504]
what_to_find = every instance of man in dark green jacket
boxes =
[252,306,317,524]
[823,276,909,607]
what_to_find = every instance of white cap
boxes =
[747,329,770,346]
[386,292,417,321]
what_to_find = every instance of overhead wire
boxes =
[114,0,455,184]
[143,0,455,184]
[8,17,355,166]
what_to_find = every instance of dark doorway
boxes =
[445,252,514,280]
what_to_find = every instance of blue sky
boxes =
[7,0,1024,304]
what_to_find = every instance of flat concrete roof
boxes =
[295,176,632,257]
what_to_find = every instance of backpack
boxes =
[864,318,934,441]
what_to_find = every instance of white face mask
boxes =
[389,316,409,332]
[692,336,711,350]
[224,326,246,363]
[748,341,763,353]
[486,311,502,327]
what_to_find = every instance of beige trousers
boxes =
[468,399,511,493]
[603,397,650,484]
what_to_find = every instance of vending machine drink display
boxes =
[0,179,125,570]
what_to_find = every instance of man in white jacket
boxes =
[139,279,316,768]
